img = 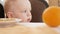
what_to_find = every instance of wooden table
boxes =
[19,23,60,34]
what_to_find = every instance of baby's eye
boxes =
[24,10,26,13]
[20,10,26,13]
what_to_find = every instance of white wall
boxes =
[45,0,49,4]
[0,0,5,6]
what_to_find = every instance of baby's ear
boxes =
[6,11,13,18]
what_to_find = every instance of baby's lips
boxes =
[27,17,31,22]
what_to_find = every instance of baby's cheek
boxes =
[15,13,30,22]
[20,14,28,22]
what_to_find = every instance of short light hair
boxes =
[4,0,31,13]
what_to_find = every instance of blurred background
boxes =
[0,0,60,22]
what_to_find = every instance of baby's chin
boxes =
[27,18,31,22]
[22,20,31,22]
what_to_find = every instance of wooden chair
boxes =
[30,0,49,22]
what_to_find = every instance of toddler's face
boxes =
[12,8,32,22]
[7,0,32,22]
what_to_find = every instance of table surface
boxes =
[18,23,60,34]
